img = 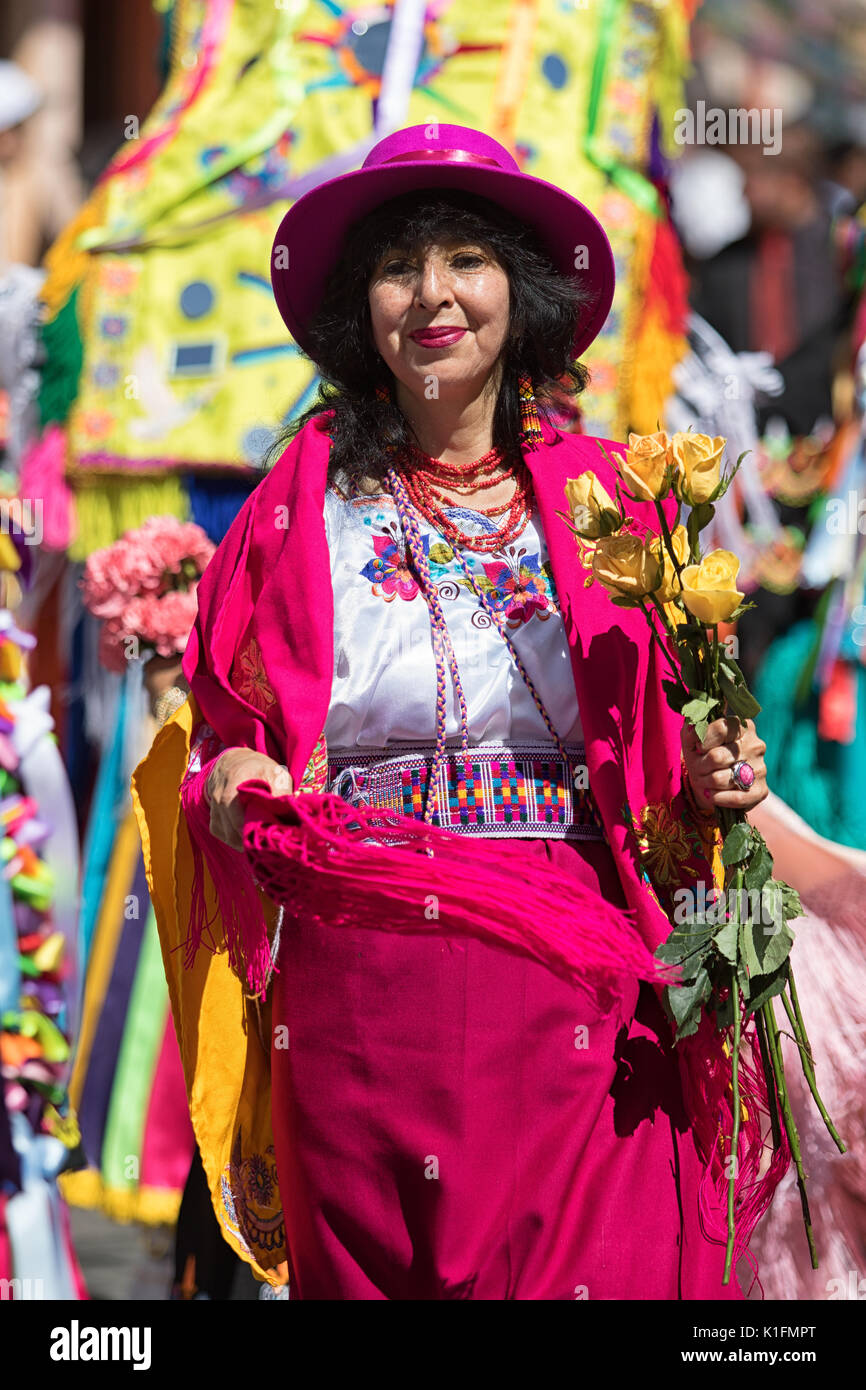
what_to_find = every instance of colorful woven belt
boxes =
[327,741,607,841]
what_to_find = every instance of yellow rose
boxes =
[679,549,745,625]
[650,523,689,604]
[671,432,725,506]
[619,431,672,501]
[564,472,620,538]
[591,533,663,599]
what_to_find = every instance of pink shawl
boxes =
[181,410,790,1271]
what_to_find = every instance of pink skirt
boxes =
[270,835,745,1300]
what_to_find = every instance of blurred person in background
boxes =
[0,58,42,268]
[692,122,849,448]
[0,60,45,473]
[687,121,856,685]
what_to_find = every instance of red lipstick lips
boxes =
[409,326,467,347]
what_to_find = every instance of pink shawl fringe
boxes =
[234,780,675,1020]
[180,762,274,993]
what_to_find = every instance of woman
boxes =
[132,123,776,1301]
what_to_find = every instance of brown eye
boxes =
[381,257,413,276]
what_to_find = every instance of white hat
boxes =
[0,61,42,134]
[669,150,751,260]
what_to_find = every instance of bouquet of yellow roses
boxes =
[561,430,845,1282]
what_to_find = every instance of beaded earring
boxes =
[517,371,543,448]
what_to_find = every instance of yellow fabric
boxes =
[628,300,687,437]
[39,185,110,323]
[67,475,190,562]
[130,691,286,1285]
[616,205,658,434]
[58,1168,183,1228]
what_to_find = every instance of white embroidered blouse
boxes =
[323,483,582,751]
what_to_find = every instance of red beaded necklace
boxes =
[399,440,532,553]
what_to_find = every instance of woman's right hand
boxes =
[205,749,293,850]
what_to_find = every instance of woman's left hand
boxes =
[681,716,769,813]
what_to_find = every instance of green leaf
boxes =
[668,965,712,1037]
[709,475,731,503]
[743,964,789,1018]
[743,842,773,891]
[746,916,795,975]
[718,652,746,683]
[675,641,699,690]
[654,923,714,971]
[725,601,759,622]
[709,452,748,504]
[712,917,739,964]
[769,878,804,923]
[710,989,735,1029]
[718,654,760,698]
[661,678,690,713]
[681,693,721,742]
[609,594,641,608]
[721,821,753,865]
[689,501,716,531]
[717,667,761,722]
[686,509,702,558]
[428,542,454,565]
[681,694,719,721]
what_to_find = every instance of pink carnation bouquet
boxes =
[80,516,214,674]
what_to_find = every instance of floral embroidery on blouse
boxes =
[357,505,558,624]
[359,518,430,602]
[473,547,557,627]
[234,634,276,713]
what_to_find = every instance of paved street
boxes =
[67,1206,260,1301]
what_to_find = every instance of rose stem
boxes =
[647,591,693,694]
[753,1006,783,1150]
[638,599,688,690]
[653,498,686,586]
[762,996,818,1269]
[780,968,846,1153]
[723,948,743,1284]
[647,590,679,642]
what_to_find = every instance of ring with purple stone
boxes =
[730,759,756,792]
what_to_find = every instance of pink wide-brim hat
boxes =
[270,123,616,362]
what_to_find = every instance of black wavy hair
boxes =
[267,187,594,488]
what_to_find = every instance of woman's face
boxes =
[367,237,510,401]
